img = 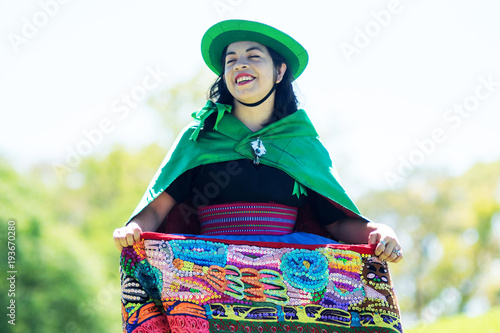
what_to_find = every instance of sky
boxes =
[1,0,500,198]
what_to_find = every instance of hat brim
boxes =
[201,20,308,80]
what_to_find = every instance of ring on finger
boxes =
[392,248,402,256]
[380,240,387,246]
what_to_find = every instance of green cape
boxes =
[128,101,365,233]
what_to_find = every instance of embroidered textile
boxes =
[121,232,402,332]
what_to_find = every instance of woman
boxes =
[115,20,404,332]
[113,20,403,263]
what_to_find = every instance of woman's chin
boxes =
[234,93,264,105]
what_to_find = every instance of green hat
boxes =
[201,19,308,80]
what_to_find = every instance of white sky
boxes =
[1,0,499,197]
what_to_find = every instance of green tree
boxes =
[148,67,215,136]
[0,158,112,332]
[357,161,500,322]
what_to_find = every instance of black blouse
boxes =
[165,159,346,226]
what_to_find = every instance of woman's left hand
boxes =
[368,223,403,263]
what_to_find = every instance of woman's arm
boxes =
[325,218,403,263]
[113,192,177,251]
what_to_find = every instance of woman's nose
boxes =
[233,58,249,71]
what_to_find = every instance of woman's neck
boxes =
[232,95,275,132]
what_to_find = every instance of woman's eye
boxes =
[226,59,236,64]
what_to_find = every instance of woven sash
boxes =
[198,202,298,236]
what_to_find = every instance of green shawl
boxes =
[128,101,365,232]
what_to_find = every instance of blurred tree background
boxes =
[1,72,500,332]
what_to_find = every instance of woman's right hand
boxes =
[113,192,177,252]
[113,222,142,251]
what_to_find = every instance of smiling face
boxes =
[223,41,285,105]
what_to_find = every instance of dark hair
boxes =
[208,45,298,124]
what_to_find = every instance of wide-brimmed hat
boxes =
[201,19,308,80]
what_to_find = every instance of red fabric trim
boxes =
[141,231,376,255]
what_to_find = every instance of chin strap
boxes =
[236,83,277,107]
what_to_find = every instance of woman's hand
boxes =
[113,192,177,252]
[368,223,403,263]
[324,218,403,263]
[113,222,142,251]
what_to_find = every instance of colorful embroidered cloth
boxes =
[121,232,402,333]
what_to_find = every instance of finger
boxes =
[392,246,403,263]
[126,233,135,246]
[379,242,394,260]
[386,250,399,262]
[114,235,124,251]
[374,240,387,256]
[120,238,129,249]
[133,227,142,243]
[378,249,389,260]
[114,228,131,249]
[368,232,380,245]
[113,229,124,251]
[387,246,403,262]
[119,232,130,248]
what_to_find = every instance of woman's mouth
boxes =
[235,74,256,85]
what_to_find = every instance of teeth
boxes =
[236,75,254,83]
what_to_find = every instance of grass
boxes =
[406,307,500,332]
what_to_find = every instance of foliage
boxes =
[406,306,500,333]
[357,162,500,322]
[0,158,112,332]
[0,144,168,332]
[147,67,214,136]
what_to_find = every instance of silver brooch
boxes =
[251,136,266,165]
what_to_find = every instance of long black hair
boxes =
[208,45,298,123]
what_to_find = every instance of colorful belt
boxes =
[198,202,298,236]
